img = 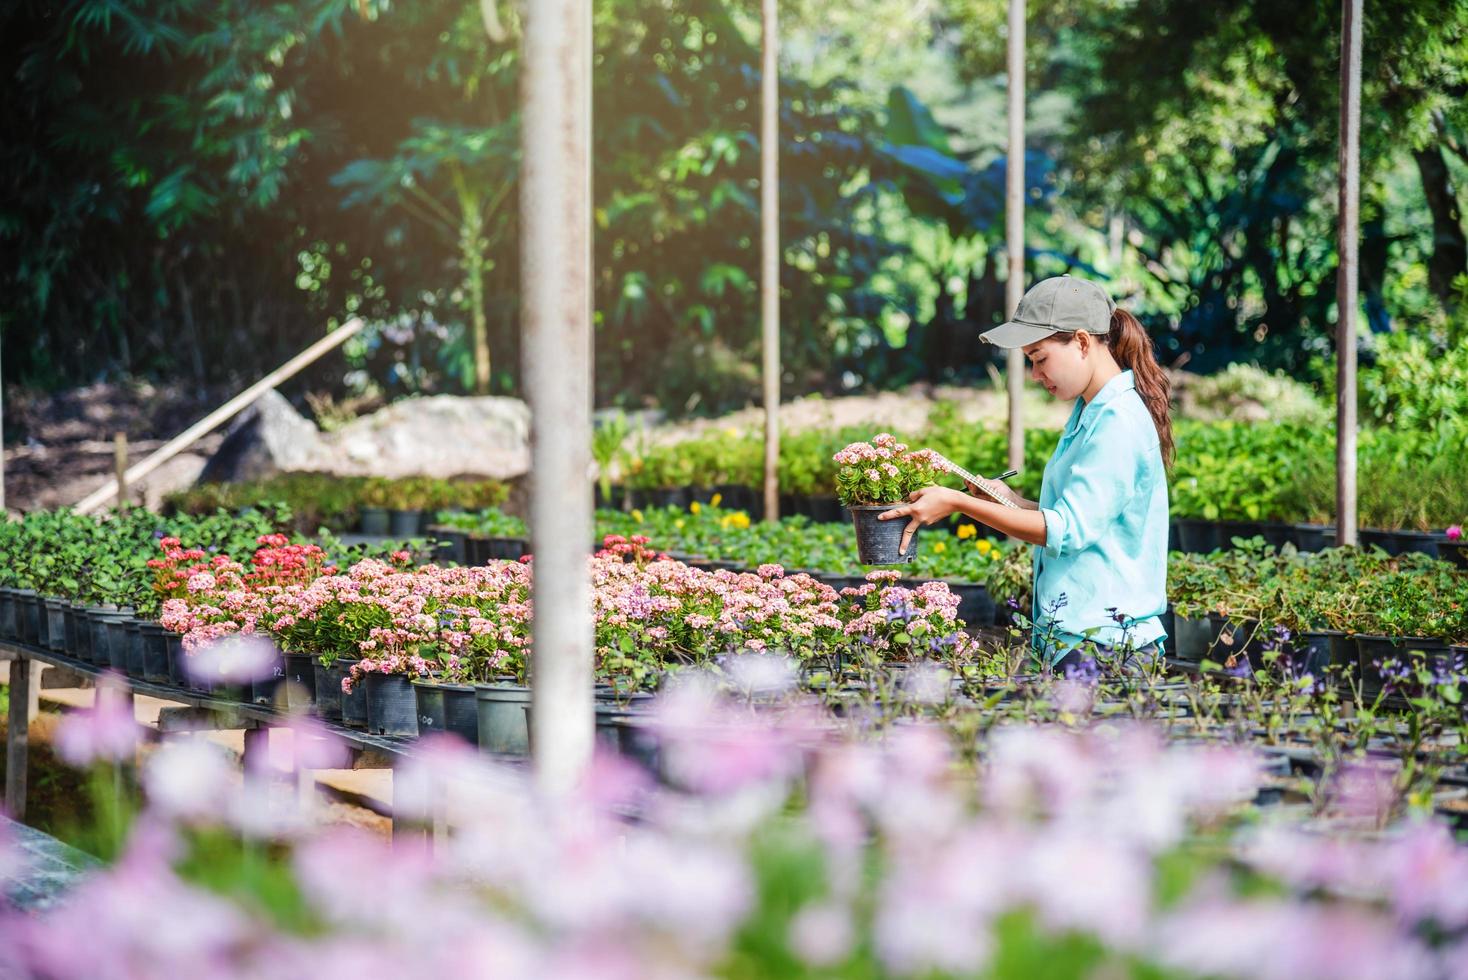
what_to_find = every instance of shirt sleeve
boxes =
[1039,414,1138,560]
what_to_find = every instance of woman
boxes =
[880,275,1173,671]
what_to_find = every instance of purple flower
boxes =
[186,633,280,684]
[53,674,138,766]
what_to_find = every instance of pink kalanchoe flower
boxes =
[53,673,138,767]
[1447,524,1463,541]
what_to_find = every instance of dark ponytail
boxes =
[1103,308,1174,467]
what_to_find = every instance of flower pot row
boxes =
[358,507,438,537]
[1168,605,1468,689]
[1169,518,1455,558]
[425,527,530,566]
[668,553,1001,630]
[0,584,659,758]
[304,663,655,755]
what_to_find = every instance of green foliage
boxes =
[1359,331,1468,453]
[1178,364,1330,426]
[165,475,508,531]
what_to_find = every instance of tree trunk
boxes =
[460,200,492,395]
[1413,145,1467,304]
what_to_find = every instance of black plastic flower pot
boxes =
[1289,523,1335,552]
[123,620,146,678]
[1174,518,1221,554]
[943,581,996,629]
[1258,522,1294,550]
[1219,520,1265,547]
[388,509,422,537]
[164,632,185,687]
[1443,541,1468,571]
[1290,632,1336,677]
[0,591,16,643]
[849,505,917,566]
[15,590,40,646]
[103,617,132,673]
[86,609,115,667]
[363,672,418,736]
[61,603,80,655]
[33,595,52,650]
[283,653,317,711]
[73,605,97,663]
[338,660,368,728]
[433,529,467,565]
[251,653,286,708]
[40,597,66,651]
[475,683,531,755]
[1206,613,1262,668]
[807,495,844,524]
[140,623,171,684]
[1160,606,1177,656]
[487,538,528,561]
[313,660,344,722]
[1171,613,1213,662]
[414,680,480,746]
[359,507,390,536]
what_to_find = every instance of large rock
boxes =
[198,389,327,483]
[198,392,531,483]
[326,395,531,480]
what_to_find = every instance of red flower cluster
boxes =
[597,533,667,565]
[146,537,232,600]
[245,534,335,588]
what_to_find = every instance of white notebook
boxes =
[926,451,1021,510]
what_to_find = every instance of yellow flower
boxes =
[957,524,976,540]
[631,509,644,523]
[720,511,751,530]
[976,538,993,554]
[674,519,685,530]
[932,540,947,553]
[710,493,723,508]
[690,501,702,515]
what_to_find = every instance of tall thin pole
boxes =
[0,339,6,515]
[1005,0,1026,475]
[522,0,594,792]
[1336,0,1362,547]
[761,0,781,523]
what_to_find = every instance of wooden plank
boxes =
[156,705,261,734]
[6,657,30,820]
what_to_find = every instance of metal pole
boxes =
[761,0,781,523]
[72,318,366,514]
[1005,0,1026,476]
[522,0,594,793]
[1336,0,1362,547]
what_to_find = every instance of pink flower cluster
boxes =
[160,536,978,686]
[10,709,1467,978]
[832,433,942,507]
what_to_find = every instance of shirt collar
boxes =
[1068,370,1136,435]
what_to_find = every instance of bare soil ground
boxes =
[4,381,226,513]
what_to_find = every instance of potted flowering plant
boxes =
[833,434,940,565]
[1443,524,1466,570]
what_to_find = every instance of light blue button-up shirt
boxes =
[1030,369,1169,665]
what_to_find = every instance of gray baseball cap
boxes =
[979,275,1117,349]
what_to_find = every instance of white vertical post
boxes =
[1335,0,1362,547]
[1005,0,1026,475]
[0,339,5,515]
[761,0,781,523]
[522,0,595,792]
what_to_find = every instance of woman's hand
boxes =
[877,486,966,554]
